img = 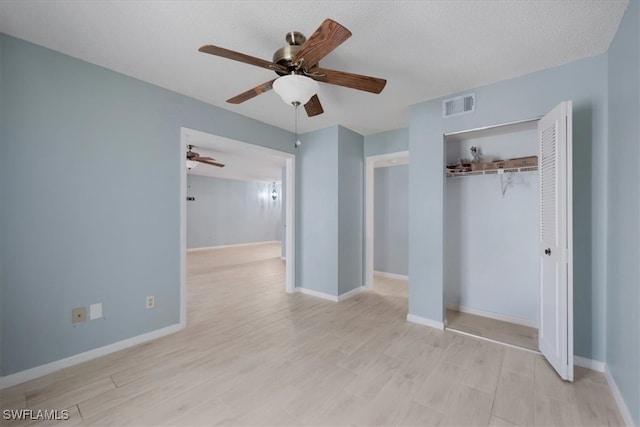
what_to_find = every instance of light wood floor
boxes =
[445,309,539,351]
[0,243,625,426]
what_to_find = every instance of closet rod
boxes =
[443,116,543,137]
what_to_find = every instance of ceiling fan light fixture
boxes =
[273,74,318,106]
[186,159,198,169]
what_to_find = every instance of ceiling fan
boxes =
[187,145,225,168]
[198,18,387,117]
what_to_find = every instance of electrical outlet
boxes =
[146,296,155,309]
[72,307,86,324]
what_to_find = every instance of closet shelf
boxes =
[446,166,538,178]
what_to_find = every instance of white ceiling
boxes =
[184,128,285,183]
[0,1,628,136]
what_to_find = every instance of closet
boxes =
[443,101,574,381]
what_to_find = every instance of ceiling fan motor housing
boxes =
[273,31,311,76]
[186,146,199,159]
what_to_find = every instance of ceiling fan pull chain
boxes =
[294,103,300,148]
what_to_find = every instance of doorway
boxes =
[443,119,540,353]
[179,127,296,327]
[365,151,409,299]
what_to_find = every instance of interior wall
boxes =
[0,34,4,373]
[607,0,640,423]
[296,126,339,295]
[409,53,608,362]
[373,165,409,276]
[444,129,538,324]
[337,126,364,295]
[186,174,281,249]
[0,34,295,376]
[364,128,408,157]
[295,125,365,297]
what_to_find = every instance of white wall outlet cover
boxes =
[146,296,155,309]
[89,302,103,320]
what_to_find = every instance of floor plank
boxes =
[463,340,506,394]
[493,370,535,426]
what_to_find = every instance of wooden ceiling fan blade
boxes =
[197,158,225,168]
[310,67,386,94]
[227,79,276,104]
[195,156,216,161]
[199,45,286,73]
[304,94,324,117]
[292,19,351,68]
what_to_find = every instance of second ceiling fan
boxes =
[199,18,387,117]
[187,145,224,168]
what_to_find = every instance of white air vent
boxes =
[443,93,475,118]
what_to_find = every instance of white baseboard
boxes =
[295,287,339,302]
[604,365,636,427]
[0,323,183,390]
[187,240,280,252]
[446,303,537,328]
[295,286,364,302]
[374,271,409,281]
[337,287,363,301]
[574,356,605,373]
[407,314,445,330]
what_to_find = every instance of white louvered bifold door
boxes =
[538,101,573,381]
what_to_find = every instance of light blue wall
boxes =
[281,166,286,259]
[0,34,294,375]
[338,126,364,295]
[409,100,444,322]
[409,54,609,362]
[296,126,339,295]
[607,0,640,423]
[0,33,4,372]
[186,175,281,249]
[364,128,408,157]
[374,165,409,276]
[296,125,365,297]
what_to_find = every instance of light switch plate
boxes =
[90,302,102,320]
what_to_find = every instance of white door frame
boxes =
[179,127,296,327]
[364,151,409,290]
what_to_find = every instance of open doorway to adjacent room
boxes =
[365,151,409,304]
[179,128,295,327]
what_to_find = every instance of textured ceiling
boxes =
[0,1,628,136]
